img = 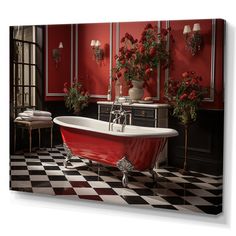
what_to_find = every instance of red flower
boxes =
[191,78,198,85]
[121,37,125,43]
[141,31,146,37]
[149,47,156,57]
[63,87,68,93]
[126,50,132,59]
[128,35,134,43]
[119,46,124,52]
[117,72,122,78]
[63,82,68,87]
[182,72,189,78]
[145,23,153,30]
[120,59,126,65]
[179,93,188,101]
[188,90,197,100]
[139,45,145,53]
[145,68,152,76]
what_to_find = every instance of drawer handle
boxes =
[141,111,146,116]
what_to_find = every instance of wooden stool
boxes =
[14,120,53,153]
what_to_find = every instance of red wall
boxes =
[45,19,224,109]
[77,23,110,96]
[46,24,72,101]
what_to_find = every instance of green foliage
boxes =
[165,71,208,125]
[64,81,89,114]
[113,24,171,85]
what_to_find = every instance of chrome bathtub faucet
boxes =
[108,97,132,132]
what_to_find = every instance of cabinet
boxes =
[97,101,169,167]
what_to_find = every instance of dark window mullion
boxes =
[22,27,24,108]
[14,56,18,118]
[29,44,32,106]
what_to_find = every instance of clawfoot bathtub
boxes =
[53,116,178,187]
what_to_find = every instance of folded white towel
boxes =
[24,110,52,117]
[15,116,52,121]
[18,112,32,117]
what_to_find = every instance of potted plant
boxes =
[63,80,90,114]
[113,23,171,100]
[165,71,207,174]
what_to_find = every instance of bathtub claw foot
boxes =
[64,159,70,168]
[150,169,158,182]
[63,143,73,168]
[116,157,134,172]
[117,157,134,188]
[122,172,128,188]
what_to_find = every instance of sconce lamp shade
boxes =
[90,40,96,46]
[183,25,191,34]
[95,40,101,47]
[193,23,201,32]
[58,42,63,49]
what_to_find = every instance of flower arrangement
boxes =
[165,71,207,125]
[113,23,171,85]
[63,80,89,114]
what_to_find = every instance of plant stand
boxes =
[179,124,190,175]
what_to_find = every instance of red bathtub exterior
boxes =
[60,126,166,171]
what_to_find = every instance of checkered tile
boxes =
[10,146,222,215]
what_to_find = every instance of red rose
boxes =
[63,82,68,87]
[139,45,145,53]
[180,93,188,101]
[126,50,132,59]
[117,72,122,78]
[191,78,198,85]
[125,32,130,38]
[188,91,197,100]
[185,81,190,86]
[121,37,125,43]
[127,34,134,42]
[182,72,189,78]
[149,47,156,57]
[119,46,124,52]
[144,23,153,30]
[145,68,153,76]
[63,87,68,93]
[120,60,125,65]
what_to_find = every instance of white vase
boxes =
[128,80,144,101]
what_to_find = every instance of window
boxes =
[10,26,41,118]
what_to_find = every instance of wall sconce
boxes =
[52,42,63,67]
[183,23,202,56]
[90,40,104,62]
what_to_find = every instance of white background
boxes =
[0,0,235,235]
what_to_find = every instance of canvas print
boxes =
[10,19,224,215]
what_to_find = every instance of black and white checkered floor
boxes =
[10,145,223,215]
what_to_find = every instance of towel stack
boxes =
[15,109,52,122]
